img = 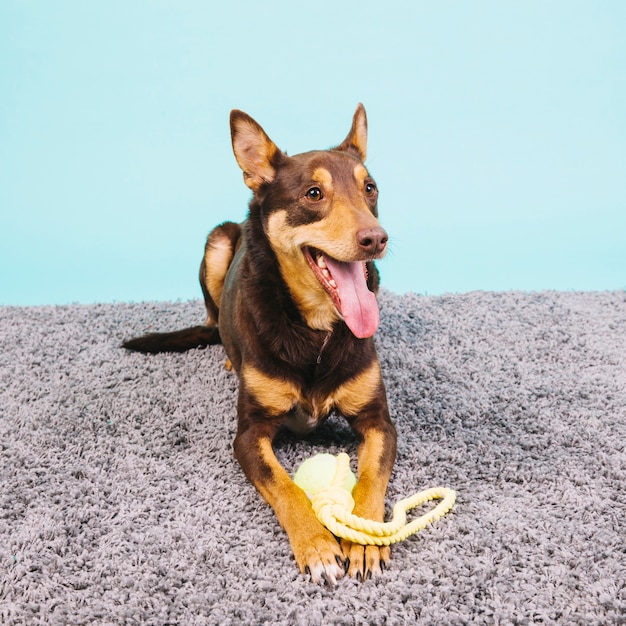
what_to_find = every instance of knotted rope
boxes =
[309,453,456,546]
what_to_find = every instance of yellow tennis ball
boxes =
[293,453,357,498]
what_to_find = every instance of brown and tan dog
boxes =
[123,105,397,584]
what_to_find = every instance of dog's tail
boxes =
[122,326,221,354]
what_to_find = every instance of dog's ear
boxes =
[230,110,281,192]
[335,103,368,162]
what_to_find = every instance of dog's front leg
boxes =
[233,406,345,585]
[342,405,397,580]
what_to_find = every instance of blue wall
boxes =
[1,1,624,305]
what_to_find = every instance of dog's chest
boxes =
[241,358,380,432]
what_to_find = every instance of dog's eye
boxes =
[365,182,377,196]
[306,187,323,201]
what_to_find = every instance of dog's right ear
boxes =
[230,110,281,192]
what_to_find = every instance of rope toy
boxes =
[293,453,456,546]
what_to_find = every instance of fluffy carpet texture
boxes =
[1,290,625,625]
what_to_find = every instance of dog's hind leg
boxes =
[122,221,242,354]
[200,221,242,327]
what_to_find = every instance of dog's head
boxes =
[229,105,387,339]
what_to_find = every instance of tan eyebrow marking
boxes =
[312,167,333,189]
[353,164,368,186]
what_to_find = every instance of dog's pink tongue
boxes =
[324,257,379,338]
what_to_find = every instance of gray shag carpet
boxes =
[1,290,625,625]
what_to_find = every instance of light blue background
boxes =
[1,1,625,306]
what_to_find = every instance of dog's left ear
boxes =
[335,103,368,162]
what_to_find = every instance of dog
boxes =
[123,105,397,584]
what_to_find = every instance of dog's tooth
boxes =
[322,269,330,278]
[329,278,337,288]
[317,255,327,269]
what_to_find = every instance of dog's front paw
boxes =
[341,540,390,581]
[293,530,346,585]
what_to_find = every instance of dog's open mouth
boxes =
[304,246,379,339]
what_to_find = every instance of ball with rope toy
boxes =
[293,452,456,545]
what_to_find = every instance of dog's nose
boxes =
[357,227,388,256]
